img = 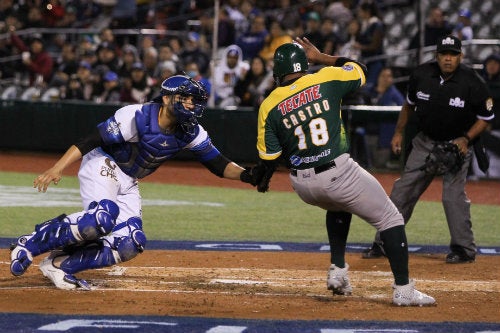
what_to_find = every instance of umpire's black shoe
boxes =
[361,242,386,259]
[445,252,475,264]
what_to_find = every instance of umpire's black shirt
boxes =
[407,62,495,141]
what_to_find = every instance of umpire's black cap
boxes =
[436,35,462,54]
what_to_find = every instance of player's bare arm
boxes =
[294,37,347,67]
[33,145,83,192]
[452,119,489,155]
[391,102,415,155]
[223,162,246,180]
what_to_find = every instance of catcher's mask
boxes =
[152,75,208,134]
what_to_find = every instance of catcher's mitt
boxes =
[420,141,465,175]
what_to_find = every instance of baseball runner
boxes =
[362,35,495,263]
[10,75,262,289]
[249,37,435,306]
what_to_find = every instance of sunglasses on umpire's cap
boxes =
[436,35,462,54]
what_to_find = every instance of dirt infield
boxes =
[0,151,499,323]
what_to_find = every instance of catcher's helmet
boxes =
[273,43,308,84]
[153,75,208,133]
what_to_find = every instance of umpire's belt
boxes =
[290,159,336,177]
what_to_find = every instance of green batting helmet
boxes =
[273,43,308,84]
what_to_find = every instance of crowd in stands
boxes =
[0,0,498,111]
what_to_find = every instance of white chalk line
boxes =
[1,262,498,295]
[0,185,224,207]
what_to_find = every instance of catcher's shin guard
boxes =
[59,217,146,275]
[10,199,119,277]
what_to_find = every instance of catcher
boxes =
[10,75,263,289]
[362,35,495,263]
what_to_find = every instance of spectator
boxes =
[42,0,65,27]
[120,62,155,103]
[109,0,137,29]
[77,35,96,57]
[0,0,15,22]
[117,44,140,78]
[80,49,98,69]
[95,41,121,73]
[69,0,102,28]
[156,43,180,71]
[167,36,183,56]
[212,45,249,107]
[87,1,113,30]
[368,67,405,106]
[266,0,302,37]
[24,6,45,28]
[409,6,453,50]
[199,8,236,57]
[337,18,361,61]
[179,32,210,76]
[320,17,342,56]
[258,20,293,64]
[98,28,116,46]
[142,46,159,78]
[236,13,268,61]
[54,4,78,28]
[10,32,54,86]
[49,41,79,88]
[61,73,85,100]
[453,9,473,41]
[75,60,96,101]
[325,0,354,42]
[234,55,273,108]
[155,60,177,84]
[93,71,122,103]
[224,0,249,39]
[184,61,211,97]
[302,12,326,53]
[354,0,386,92]
[473,53,500,178]
[368,67,405,169]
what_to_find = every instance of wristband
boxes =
[463,133,471,142]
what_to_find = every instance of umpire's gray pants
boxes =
[386,132,476,257]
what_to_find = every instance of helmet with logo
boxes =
[273,43,309,85]
[153,75,208,133]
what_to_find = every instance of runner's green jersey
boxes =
[257,62,366,169]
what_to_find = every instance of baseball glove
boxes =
[420,141,465,175]
[239,160,277,192]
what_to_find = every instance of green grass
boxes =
[0,171,498,246]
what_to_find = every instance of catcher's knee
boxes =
[105,217,146,263]
[77,199,119,241]
[115,229,147,262]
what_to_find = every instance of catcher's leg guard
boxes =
[57,217,146,275]
[10,199,119,276]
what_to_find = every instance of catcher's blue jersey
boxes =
[97,103,220,179]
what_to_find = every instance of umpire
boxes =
[363,35,495,263]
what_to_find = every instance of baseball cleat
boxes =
[39,255,90,291]
[10,235,34,276]
[392,280,436,306]
[327,263,353,296]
